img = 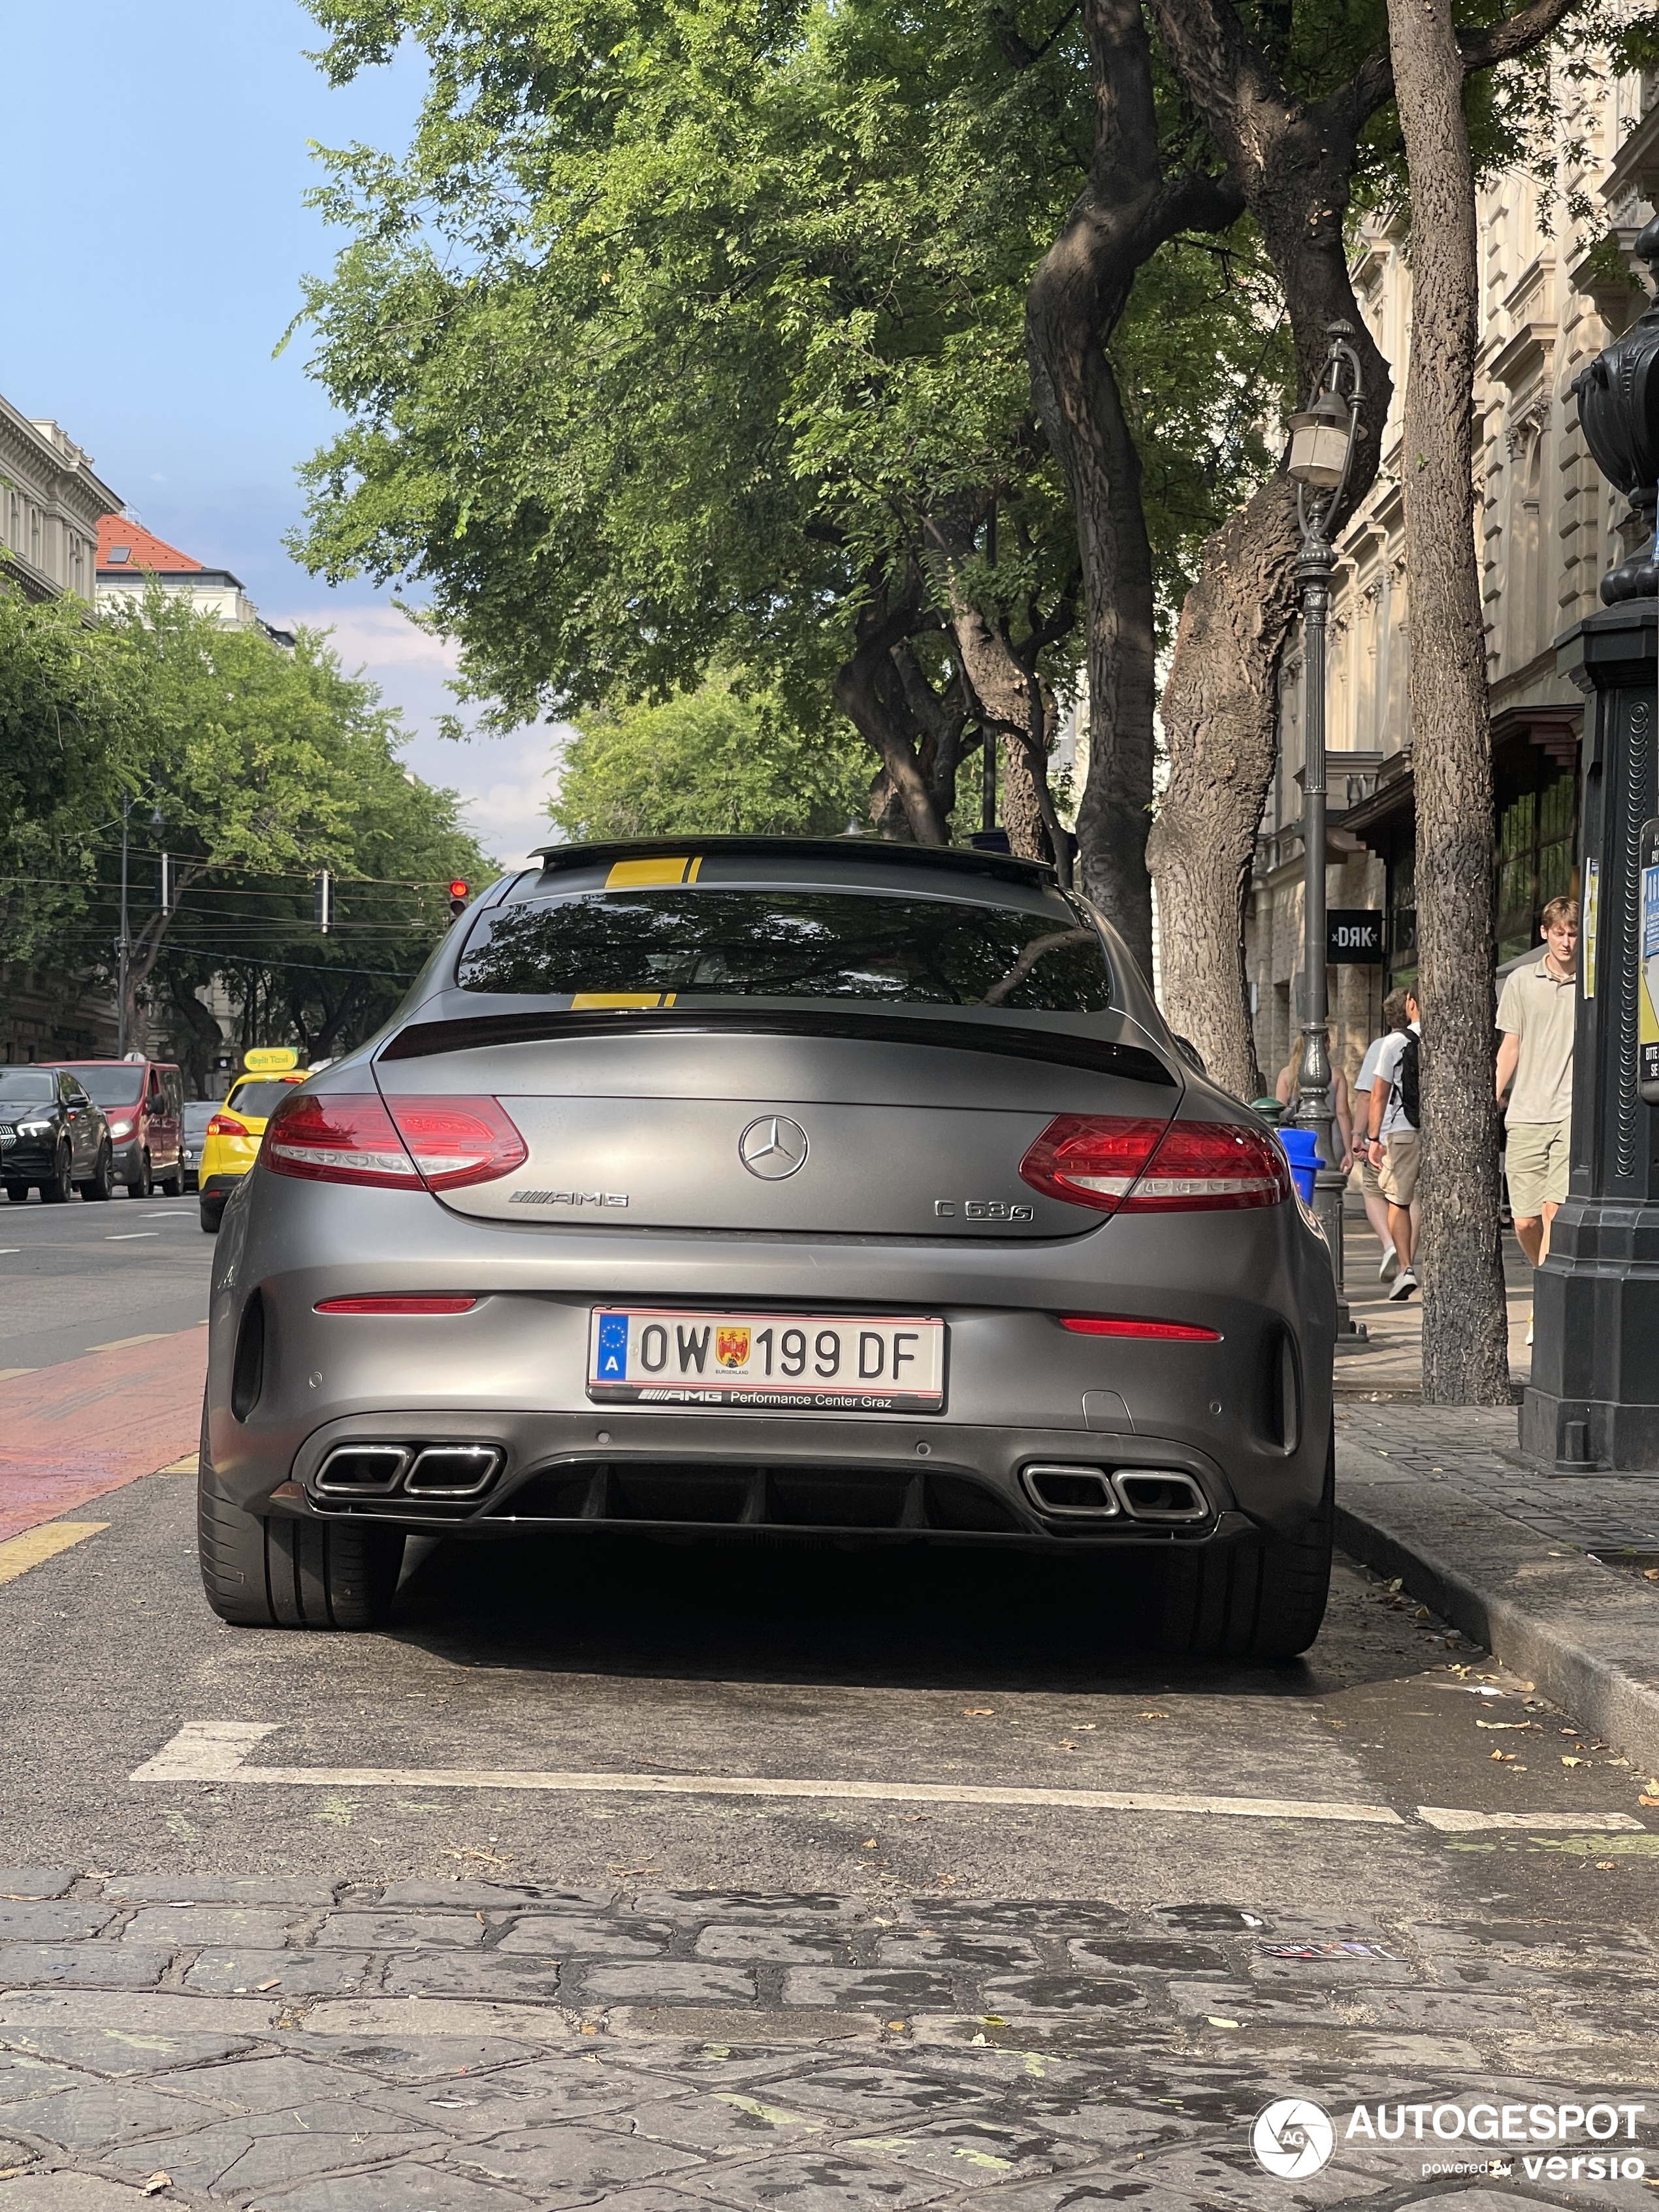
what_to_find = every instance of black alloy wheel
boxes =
[41,1145,74,1204]
[159,1159,185,1196]
[199,1199,224,1234]
[128,1150,153,1199]
[83,1144,115,1202]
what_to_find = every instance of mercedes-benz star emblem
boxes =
[738,1115,809,1180]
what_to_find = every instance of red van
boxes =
[45,1059,185,1196]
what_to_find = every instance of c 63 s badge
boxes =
[935,1198,1035,1221]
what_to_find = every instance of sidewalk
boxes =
[1334,1398,1659,1777]
[1334,1202,1534,1398]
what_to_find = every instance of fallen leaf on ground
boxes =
[963,1708,994,1717]
[1562,1756,1585,1767]
[142,2177,172,2198]
[1138,1710,1170,1721]
[255,1978,280,1993]
[1206,2016,1242,2028]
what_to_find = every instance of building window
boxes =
[1388,843,1417,991]
[1495,762,1575,963]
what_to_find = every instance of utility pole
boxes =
[117,793,131,1057]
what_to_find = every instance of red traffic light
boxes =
[448,880,470,900]
[447,877,470,919]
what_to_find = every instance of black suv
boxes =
[0,1066,114,1202]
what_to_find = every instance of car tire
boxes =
[199,1198,224,1234]
[159,1162,185,1196]
[82,1144,115,1201]
[41,1146,73,1203]
[3,1184,27,1202]
[197,1402,404,1629]
[1155,1426,1333,1662]
[128,1151,153,1200]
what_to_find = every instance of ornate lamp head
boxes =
[1570,214,1659,602]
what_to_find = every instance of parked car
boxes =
[182,1100,219,1191]
[199,835,1336,1653]
[46,1059,184,1196]
[0,1066,114,1202]
[198,1072,308,1232]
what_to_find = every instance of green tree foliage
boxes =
[0,583,493,1073]
[551,677,873,841]
[293,0,1280,852]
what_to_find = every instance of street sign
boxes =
[1327,909,1383,963]
[244,1046,300,1074]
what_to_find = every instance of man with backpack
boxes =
[1365,988,1421,1301]
[1496,895,1578,1342]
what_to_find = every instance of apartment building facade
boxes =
[1245,56,1656,1089]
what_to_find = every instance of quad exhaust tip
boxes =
[314,1443,504,1500]
[1021,1462,1209,1523]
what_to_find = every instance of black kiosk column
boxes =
[1521,219,1659,1471]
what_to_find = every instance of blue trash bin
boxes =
[1276,1125,1320,1208]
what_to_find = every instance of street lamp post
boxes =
[1287,324,1364,1330]
[116,793,131,1058]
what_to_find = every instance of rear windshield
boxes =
[457,889,1110,1013]
[0,1070,55,1102]
[227,1080,302,1118]
[183,1103,219,1132]
[71,1066,144,1106]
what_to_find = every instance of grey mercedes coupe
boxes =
[199,837,1335,1656]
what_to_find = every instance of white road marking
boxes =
[0,1367,37,1381]
[0,1249,18,1257]
[104,1233,159,1242]
[132,1723,1408,1823]
[1416,1805,1646,1833]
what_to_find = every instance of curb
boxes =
[1333,1439,1659,1780]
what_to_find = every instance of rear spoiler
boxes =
[377,1006,1177,1085]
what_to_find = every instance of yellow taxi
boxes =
[199,1048,308,1233]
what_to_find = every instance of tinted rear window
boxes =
[72,1066,145,1106]
[458,890,1110,1013]
[227,1080,302,1118]
[0,1070,54,1102]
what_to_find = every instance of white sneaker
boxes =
[1525,1309,1533,1347]
[1379,1245,1399,1281]
[1388,1270,1418,1302]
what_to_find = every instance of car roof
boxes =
[526,835,1057,893]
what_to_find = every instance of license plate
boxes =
[588,1308,946,1413]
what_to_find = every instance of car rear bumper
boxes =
[206,1168,1336,1552]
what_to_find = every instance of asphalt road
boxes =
[0,1187,212,1375]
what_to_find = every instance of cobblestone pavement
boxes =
[0,1868,1656,2211]
[1332,1215,1535,1402]
[1336,1403,1659,1559]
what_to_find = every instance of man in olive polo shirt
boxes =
[1496,895,1578,1290]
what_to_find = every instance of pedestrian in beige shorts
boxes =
[1366,989,1422,1300]
[1496,896,1577,1340]
[1351,989,1413,1278]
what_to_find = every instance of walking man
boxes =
[1353,988,1411,1278]
[1366,989,1421,1301]
[1496,895,1577,1338]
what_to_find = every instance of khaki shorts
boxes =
[1379,1129,1421,1206]
[1506,1117,1570,1217]
[1357,1154,1383,1196]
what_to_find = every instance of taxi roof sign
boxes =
[244,1046,300,1074]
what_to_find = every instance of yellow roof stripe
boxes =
[571,992,670,1010]
[606,856,695,888]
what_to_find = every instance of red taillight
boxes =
[386,1096,528,1189]
[263,1091,526,1192]
[1061,1315,1222,1341]
[1019,1114,1289,1213]
[207,1112,249,1138]
[315,1295,479,1315]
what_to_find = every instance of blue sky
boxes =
[2,1,555,863]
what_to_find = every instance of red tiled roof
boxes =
[96,514,203,575]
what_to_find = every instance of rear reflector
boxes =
[1061,1315,1222,1341]
[1020,1114,1289,1213]
[264,1092,527,1193]
[206,1112,250,1138]
[315,1296,479,1315]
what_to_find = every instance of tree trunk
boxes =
[1387,0,1510,1403]
[1023,0,1241,982]
[831,575,949,844]
[1146,480,1303,1099]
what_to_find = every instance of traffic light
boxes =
[314,871,333,934]
[448,878,470,919]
